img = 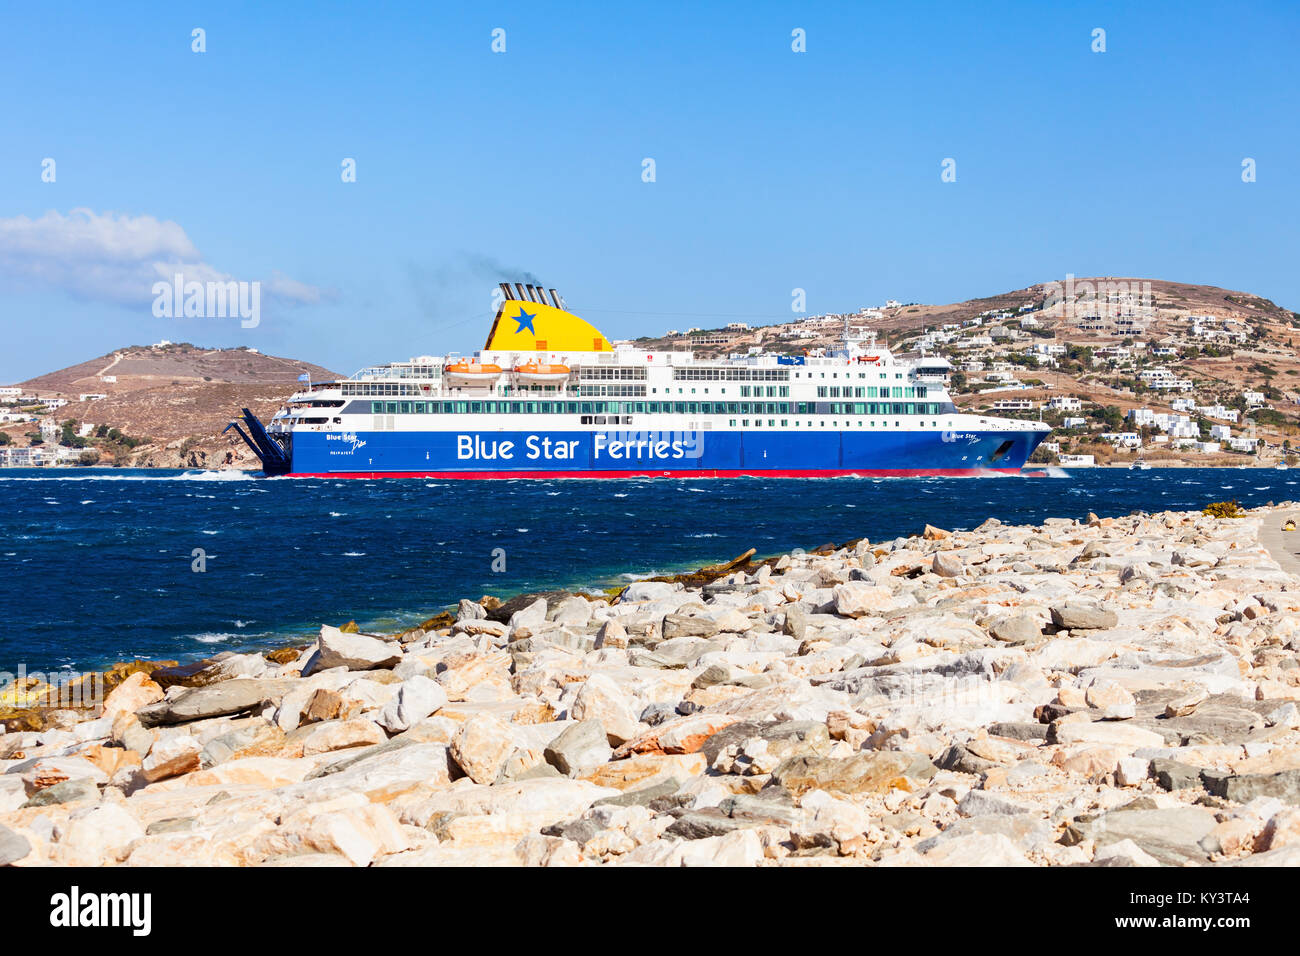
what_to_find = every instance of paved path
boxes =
[1258,508,1300,577]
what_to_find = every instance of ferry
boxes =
[227,283,1050,478]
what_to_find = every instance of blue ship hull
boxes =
[277,427,1047,477]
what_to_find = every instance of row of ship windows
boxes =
[816,385,927,398]
[671,368,790,381]
[339,367,914,395]
[370,400,947,416]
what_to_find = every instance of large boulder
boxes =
[833,582,897,618]
[450,713,515,784]
[375,675,448,734]
[141,735,204,782]
[135,678,295,728]
[0,824,31,865]
[1075,806,1218,866]
[621,581,677,603]
[661,613,720,639]
[1202,769,1300,805]
[1050,604,1118,630]
[570,674,640,745]
[544,719,612,776]
[101,672,164,720]
[989,614,1042,644]
[770,751,936,796]
[931,553,963,578]
[313,626,403,671]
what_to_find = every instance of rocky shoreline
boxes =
[4,505,1300,867]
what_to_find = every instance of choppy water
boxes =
[0,466,1293,672]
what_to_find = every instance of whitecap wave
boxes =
[191,632,234,644]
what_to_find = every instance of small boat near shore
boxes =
[1130,459,1152,471]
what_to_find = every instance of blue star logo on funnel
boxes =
[512,308,537,335]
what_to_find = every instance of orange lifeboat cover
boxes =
[513,362,570,375]
[446,361,502,374]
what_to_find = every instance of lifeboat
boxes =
[444,360,503,384]
[513,362,571,384]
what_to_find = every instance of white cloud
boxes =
[0,208,325,307]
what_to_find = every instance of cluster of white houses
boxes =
[985,388,1268,458]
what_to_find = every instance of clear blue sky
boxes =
[1,1,1297,382]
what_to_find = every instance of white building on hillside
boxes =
[991,398,1037,413]
[1198,404,1238,423]
[1140,368,1194,392]
[1100,432,1142,449]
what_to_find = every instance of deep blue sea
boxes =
[0,467,1295,673]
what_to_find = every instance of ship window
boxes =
[594,416,607,425]
[455,402,468,414]
[470,402,482,414]
[729,419,736,426]
[742,420,749,427]
[674,402,687,413]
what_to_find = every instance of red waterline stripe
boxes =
[286,467,1028,479]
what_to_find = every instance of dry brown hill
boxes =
[6,343,342,469]
[19,342,338,393]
